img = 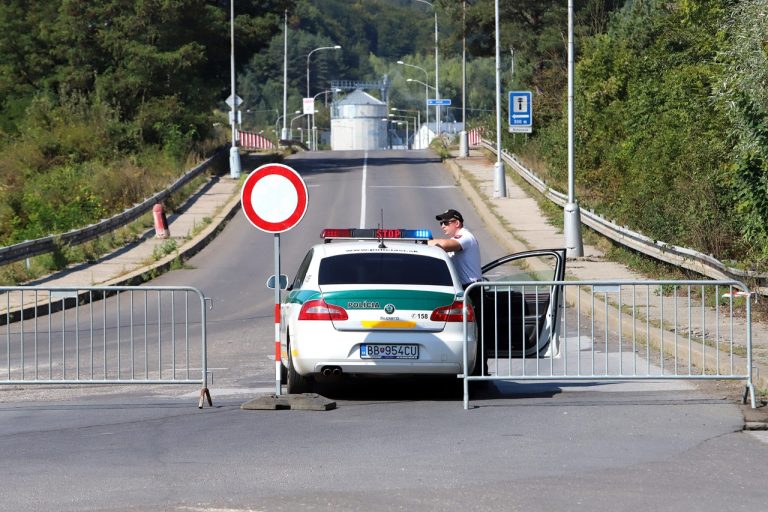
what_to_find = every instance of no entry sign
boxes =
[241,163,308,233]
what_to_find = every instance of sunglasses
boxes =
[439,219,454,226]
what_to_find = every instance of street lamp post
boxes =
[414,0,439,138]
[228,0,241,179]
[311,88,340,151]
[281,10,289,141]
[391,108,419,149]
[565,0,584,256]
[276,110,301,144]
[459,0,469,157]
[306,45,341,148]
[397,60,430,127]
[406,78,435,147]
[389,114,413,150]
[290,112,309,141]
[493,0,506,197]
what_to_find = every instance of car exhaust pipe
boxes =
[321,366,342,377]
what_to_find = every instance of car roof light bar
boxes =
[321,228,433,243]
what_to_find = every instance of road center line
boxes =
[368,185,457,189]
[360,151,368,228]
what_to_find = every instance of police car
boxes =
[277,228,478,394]
[275,228,567,394]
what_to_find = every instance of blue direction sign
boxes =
[427,98,452,106]
[508,91,532,133]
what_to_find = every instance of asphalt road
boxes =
[1,150,767,512]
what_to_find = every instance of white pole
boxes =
[281,11,289,141]
[459,0,469,157]
[229,0,241,179]
[493,0,506,197]
[434,9,440,140]
[564,0,583,256]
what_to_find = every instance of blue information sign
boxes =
[427,98,452,106]
[508,91,532,133]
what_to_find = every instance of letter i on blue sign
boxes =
[514,95,527,113]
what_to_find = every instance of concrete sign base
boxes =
[241,393,337,411]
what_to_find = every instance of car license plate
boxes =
[360,344,419,359]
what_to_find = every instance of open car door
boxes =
[478,249,566,359]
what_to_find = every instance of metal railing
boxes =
[0,285,212,407]
[462,279,756,410]
[0,150,226,266]
[479,139,768,294]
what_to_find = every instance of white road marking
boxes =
[360,151,368,228]
[369,185,456,189]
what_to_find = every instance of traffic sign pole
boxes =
[274,234,281,395]
[241,164,308,396]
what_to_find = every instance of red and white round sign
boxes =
[240,163,308,233]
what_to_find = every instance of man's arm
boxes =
[429,238,463,252]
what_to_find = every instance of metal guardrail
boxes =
[0,149,227,266]
[480,139,768,293]
[0,285,213,407]
[462,279,756,410]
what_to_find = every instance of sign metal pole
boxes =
[274,233,282,395]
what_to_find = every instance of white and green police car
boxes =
[278,228,478,394]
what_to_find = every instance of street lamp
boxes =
[276,110,301,144]
[306,45,341,146]
[459,0,469,157]
[311,88,341,150]
[493,0,506,197]
[407,79,436,146]
[281,10,289,141]
[385,117,410,150]
[228,0,241,179]
[290,113,309,141]
[390,114,416,150]
[397,60,430,126]
[391,108,420,149]
[565,0,584,256]
[413,0,439,137]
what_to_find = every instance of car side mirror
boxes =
[266,274,288,290]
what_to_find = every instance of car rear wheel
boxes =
[287,338,313,394]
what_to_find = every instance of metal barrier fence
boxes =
[0,286,212,407]
[463,279,756,410]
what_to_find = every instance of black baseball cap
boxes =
[435,209,464,223]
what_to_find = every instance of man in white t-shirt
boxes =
[429,208,487,376]
[428,209,482,287]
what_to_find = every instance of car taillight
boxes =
[298,299,349,321]
[430,301,475,322]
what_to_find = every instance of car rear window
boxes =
[318,253,453,286]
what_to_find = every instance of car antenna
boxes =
[378,209,386,249]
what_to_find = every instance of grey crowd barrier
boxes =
[0,285,212,407]
[462,279,756,410]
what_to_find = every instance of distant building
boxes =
[331,89,387,150]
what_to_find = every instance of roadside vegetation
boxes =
[2,0,768,281]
